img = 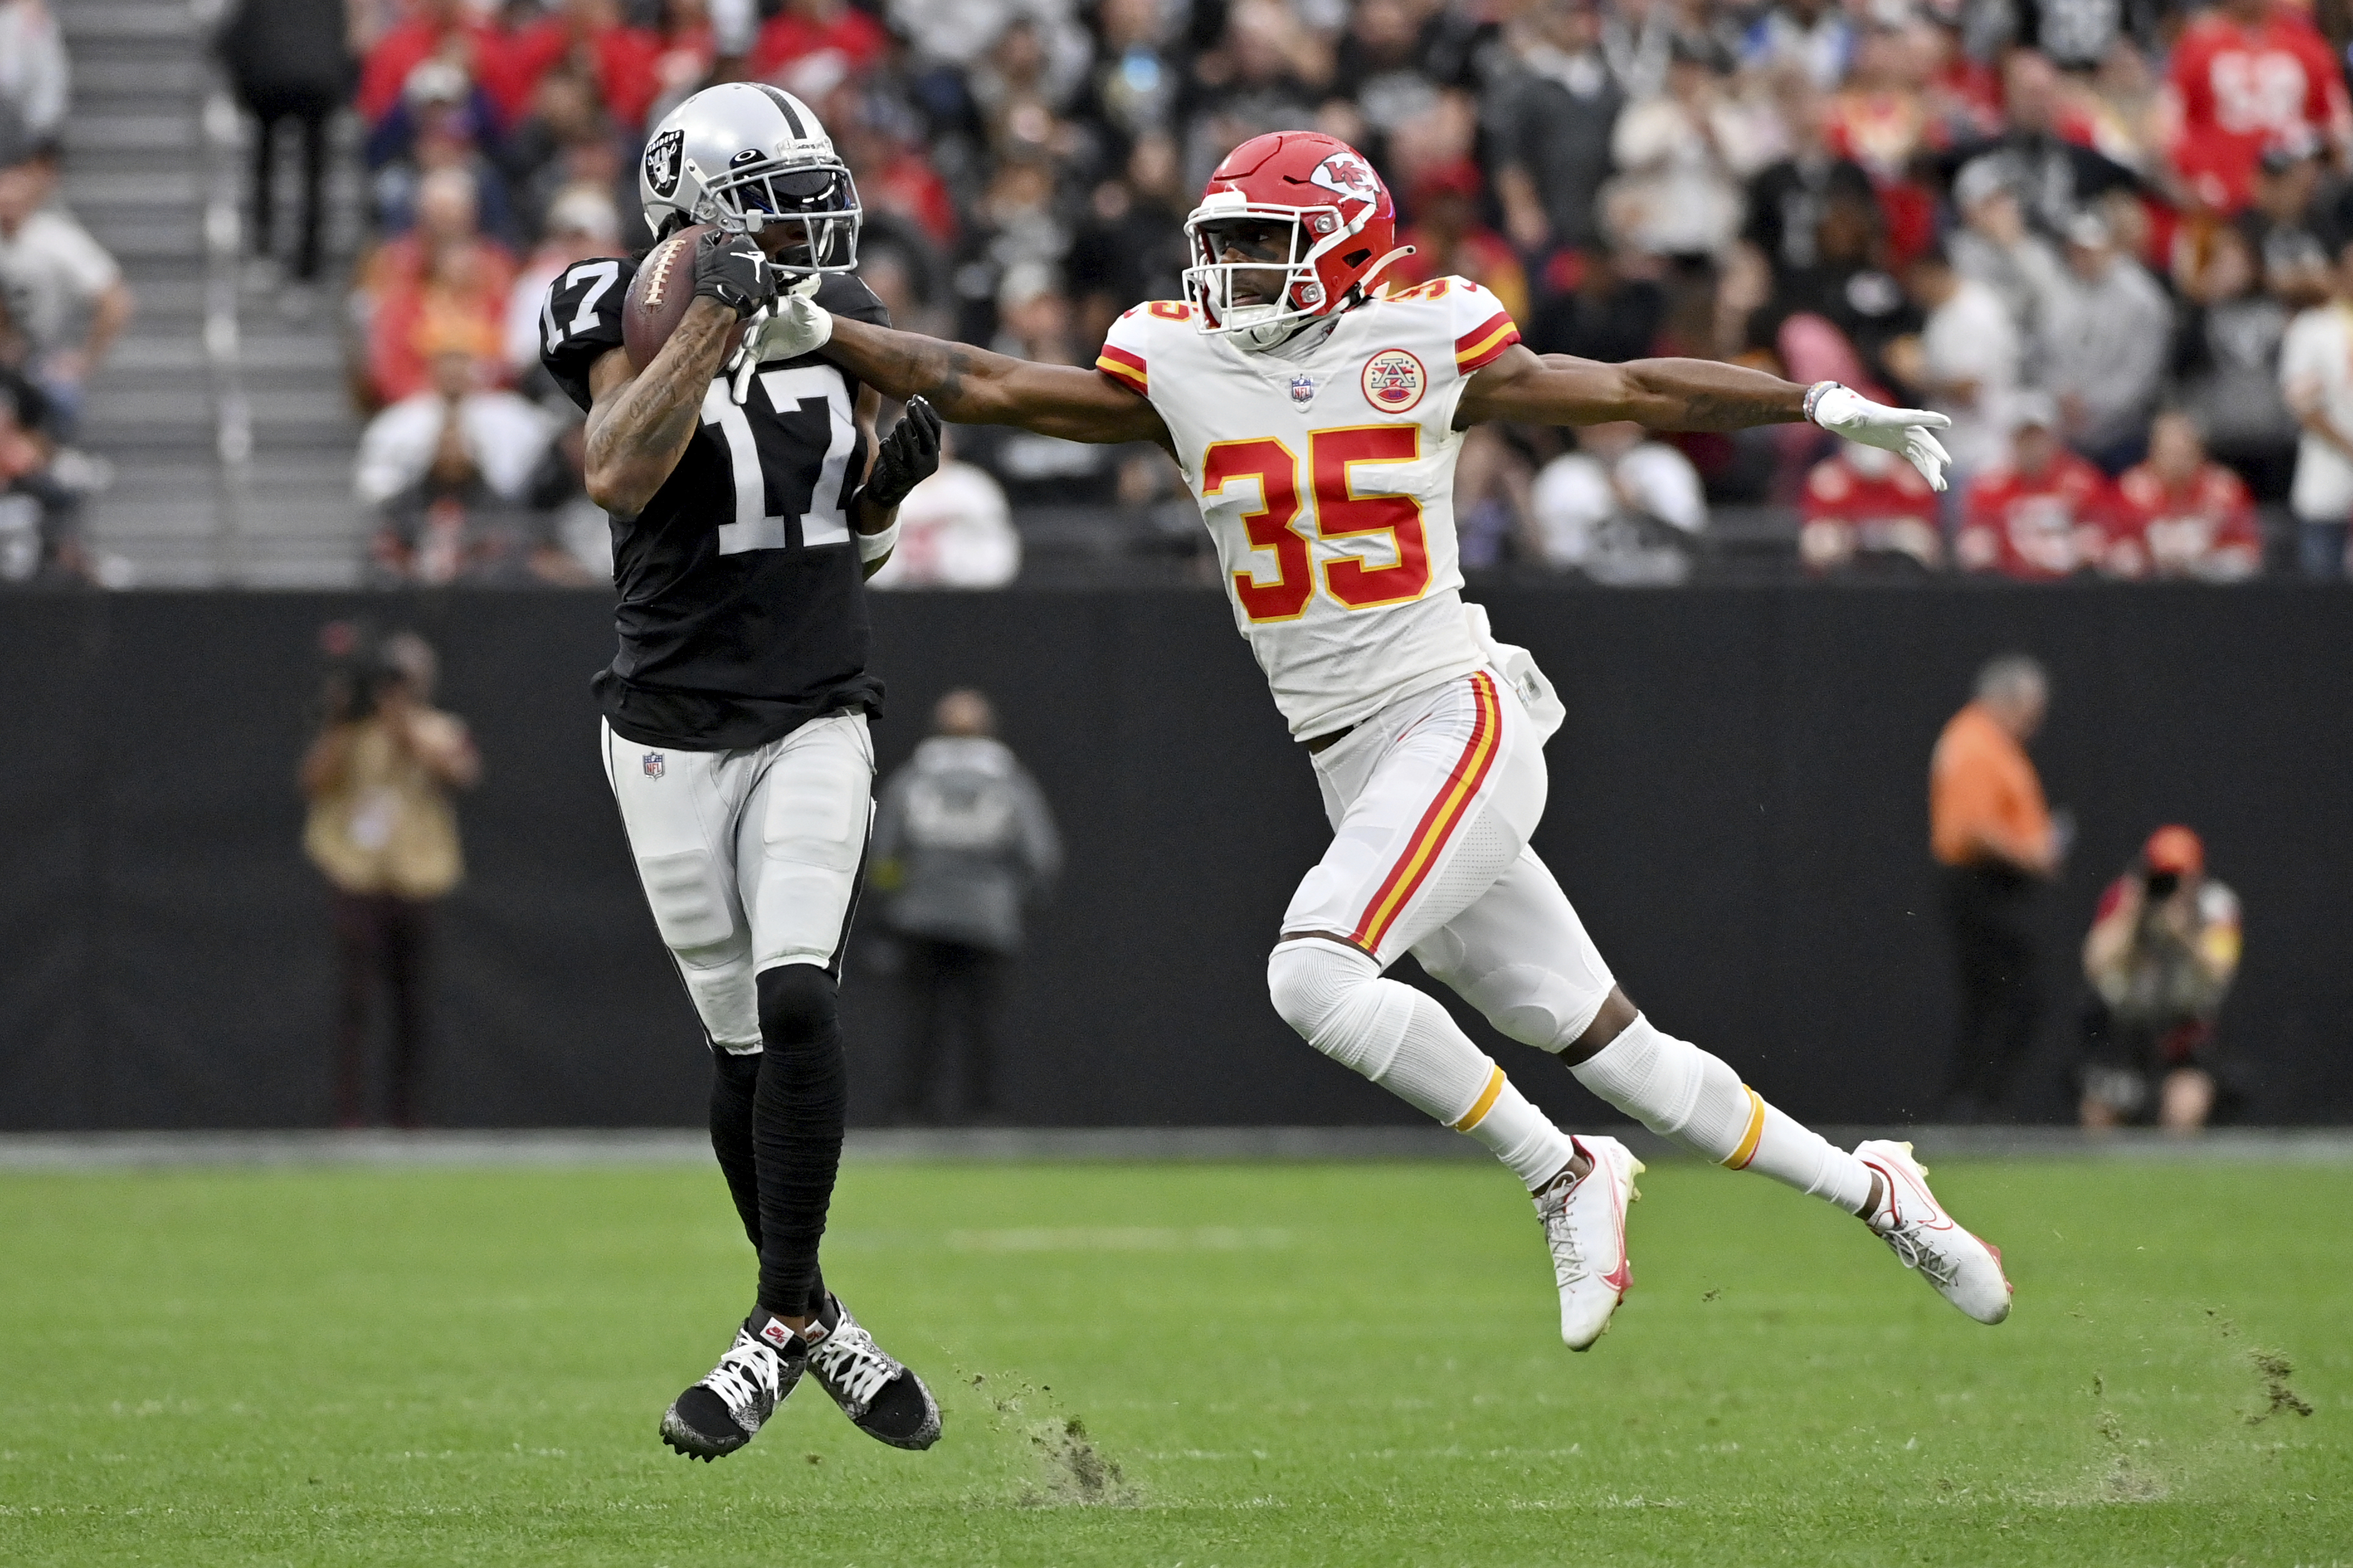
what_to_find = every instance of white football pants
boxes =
[1288,670,1617,1054]
[600,714,875,1052]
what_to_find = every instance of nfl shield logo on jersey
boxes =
[1361,349,1426,414]
[1289,373,1317,409]
[643,752,666,780]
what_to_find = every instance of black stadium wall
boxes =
[2,584,2348,1132]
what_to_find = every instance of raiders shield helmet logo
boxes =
[644,129,685,201]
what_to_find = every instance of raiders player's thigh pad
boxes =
[739,711,875,974]
[602,720,762,1048]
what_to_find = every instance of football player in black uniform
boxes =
[539,81,944,1459]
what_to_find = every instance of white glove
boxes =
[727,275,835,403]
[1806,382,1953,492]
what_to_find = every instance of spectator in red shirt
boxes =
[2164,0,2351,215]
[491,0,663,135]
[1799,439,1943,574]
[355,0,505,128]
[1957,392,2118,577]
[2104,409,2264,579]
[360,166,517,406]
[749,0,890,85]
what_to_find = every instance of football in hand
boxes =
[622,225,749,371]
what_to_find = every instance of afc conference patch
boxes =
[642,752,666,780]
[1289,372,1317,409]
[1361,348,1425,415]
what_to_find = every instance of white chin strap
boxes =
[1227,303,1302,352]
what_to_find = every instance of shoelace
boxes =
[808,1321,899,1410]
[701,1338,783,1419]
[1876,1217,1962,1289]
[1538,1178,1589,1287]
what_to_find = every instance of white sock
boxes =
[1569,1014,1872,1213]
[1454,1070,1577,1190]
[1269,940,1572,1189]
[1744,1104,1875,1215]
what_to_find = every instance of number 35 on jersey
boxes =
[1203,426,1429,623]
[1096,277,1521,740]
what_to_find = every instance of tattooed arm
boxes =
[582,297,736,516]
[822,316,1173,452]
[1455,343,1811,432]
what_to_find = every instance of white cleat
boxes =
[1855,1139,2012,1325]
[1534,1134,1644,1350]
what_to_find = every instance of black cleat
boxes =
[658,1319,800,1460]
[802,1295,942,1450]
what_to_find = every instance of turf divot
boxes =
[959,1368,1144,1508]
[2245,1351,2314,1424]
[1020,1416,1139,1507]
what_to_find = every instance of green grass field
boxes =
[1,1157,2345,1567]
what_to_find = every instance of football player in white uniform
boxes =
[740,131,2011,1345]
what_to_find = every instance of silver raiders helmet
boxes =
[639,81,861,273]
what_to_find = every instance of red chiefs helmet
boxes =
[1182,131,1409,350]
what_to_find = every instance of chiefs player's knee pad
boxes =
[756,962,838,1050]
[1569,1015,1752,1162]
[1417,931,1608,1054]
[1266,939,1413,1079]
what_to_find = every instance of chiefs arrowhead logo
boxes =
[644,128,685,201]
[1308,151,1380,205]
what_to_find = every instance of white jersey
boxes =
[1098,278,1524,739]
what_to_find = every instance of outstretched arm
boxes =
[734,284,1171,449]
[824,316,1172,450]
[1458,344,1953,488]
[1458,345,1809,430]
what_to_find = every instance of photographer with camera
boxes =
[2077,826,2242,1133]
[299,626,479,1128]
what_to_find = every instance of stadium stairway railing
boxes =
[60,0,366,586]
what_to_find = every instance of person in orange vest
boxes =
[1930,654,2062,1120]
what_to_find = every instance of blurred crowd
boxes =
[19,0,2353,583]
[0,0,130,584]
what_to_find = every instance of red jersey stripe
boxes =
[1453,317,1521,372]
[1350,674,1504,950]
[1096,345,1149,391]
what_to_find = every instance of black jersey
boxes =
[541,259,892,752]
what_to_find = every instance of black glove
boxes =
[860,396,943,511]
[693,230,773,320]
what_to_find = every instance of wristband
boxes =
[856,515,900,563]
[1802,381,1842,425]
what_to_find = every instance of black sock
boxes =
[752,965,848,1317]
[708,1048,763,1252]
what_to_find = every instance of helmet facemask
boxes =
[1185,197,1363,352]
[703,157,863,275]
